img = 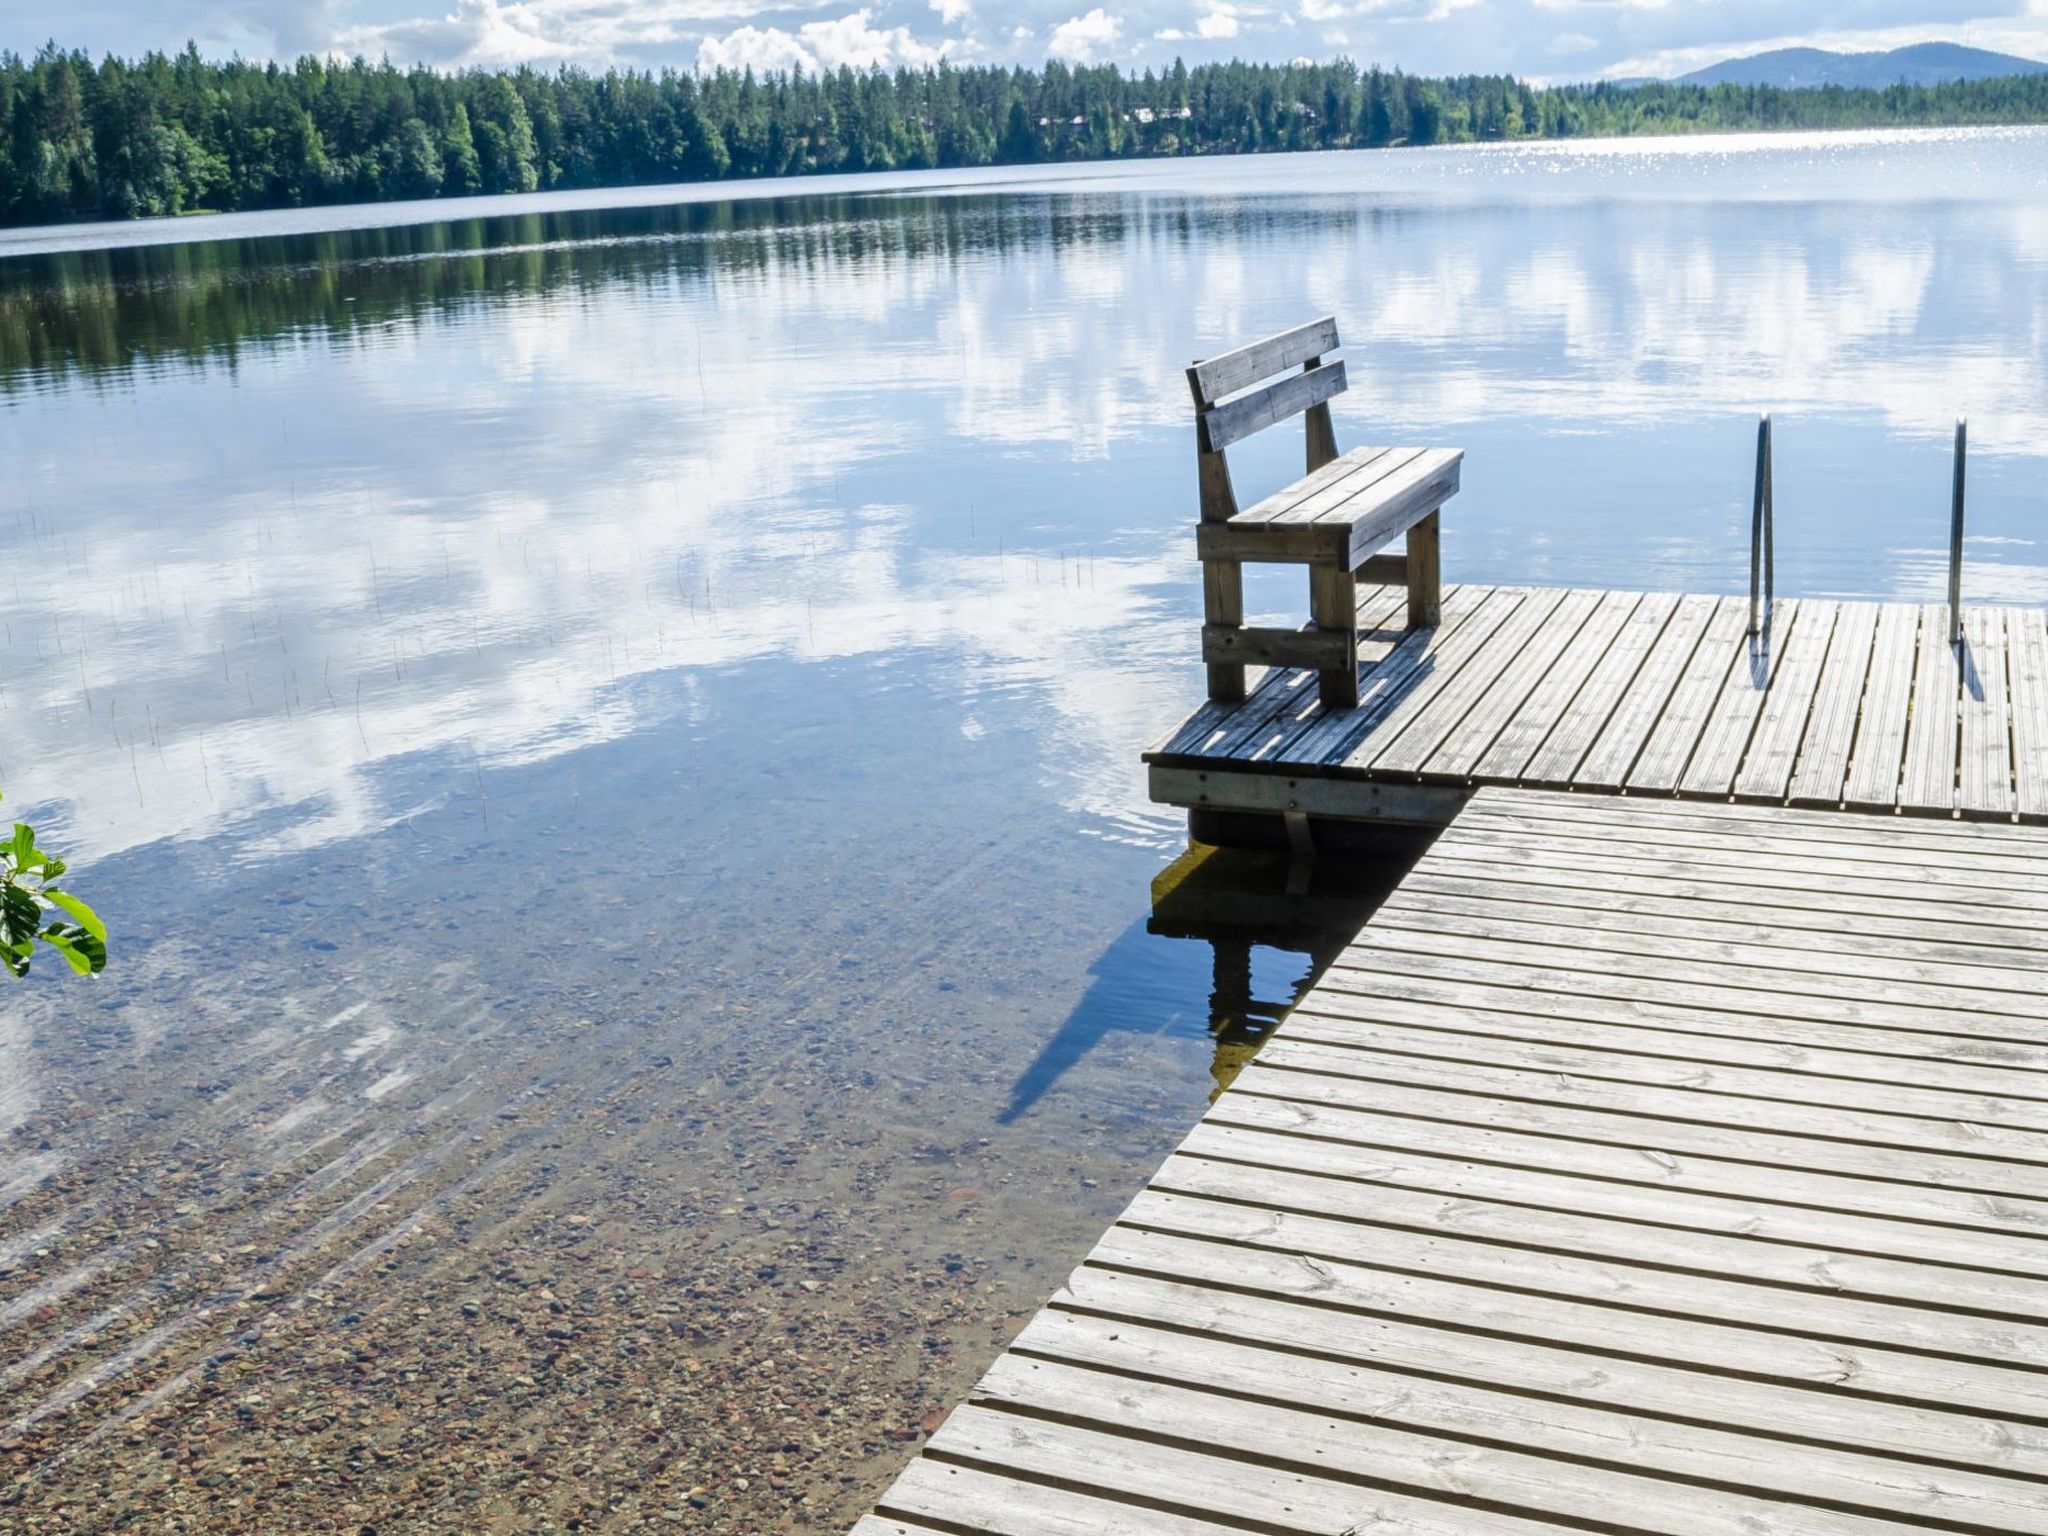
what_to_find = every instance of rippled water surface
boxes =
[3,127,2047,1531]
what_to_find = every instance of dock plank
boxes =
[1901,601,1961,815]
[1416,587,1604,782]
[1961,605,2017,819]
[1733,597,1837,801]
[862,787,2048,1536]
[1357,586,1569,775]
[1625,593,1749,794]
[1520,590,1679,788]
[1575,591,1719,791]
[1788,600,1879,807]
[1841,600,1921,812]
[1680,598,1802,796]
[1468,589,1640,782]
[2012,606,2048,822]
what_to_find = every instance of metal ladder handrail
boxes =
[1949,418,1968,647]
[1748,413,1773,637]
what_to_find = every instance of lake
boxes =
[3,126,2046,1532]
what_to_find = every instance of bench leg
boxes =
[1310,564,1359,710]
[1204,557,1246,702]
[1406,509,1442,629]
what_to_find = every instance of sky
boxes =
[7,0,2048,83]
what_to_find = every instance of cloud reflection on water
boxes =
[3,131,2047,870]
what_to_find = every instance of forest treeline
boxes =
[5,42,2048,227]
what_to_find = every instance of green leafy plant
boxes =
[2,793,108,978]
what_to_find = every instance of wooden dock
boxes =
[856,787,2048,1536]
[1148,586,2048,830]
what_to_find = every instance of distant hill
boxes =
[1677,42,2048,89]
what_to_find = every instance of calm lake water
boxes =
[3,126,2047,1531]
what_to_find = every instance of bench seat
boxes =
[1194,446,1464,569]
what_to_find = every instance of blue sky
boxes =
[7,0,2048,81]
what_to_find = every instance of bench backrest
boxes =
[1188,315,1345,453]
[1186,316,1345,520]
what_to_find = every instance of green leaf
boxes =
[39,924,105,976]
[6,823,35,869]
[44,888,106,946]
[2,883,39,949]
[1,941,28,979]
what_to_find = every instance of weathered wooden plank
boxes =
[1520,590,1680,788]
[1459,787,2048,861]
[1338,452,1462,569]
[1301,955,2048,1075]
[863,783,2048,1536]
[1469,589,1642,782]
[1336,925,2046,1034]
[1093,1224,2048,1421]
[1322,943,2048,1067]
[1127,1181,2048,1368]
[1961,605,2017,818]
[1257,1033,2048,1170]
[1261,585,1504,765]
[1231,444,1392,524]
[1404,506,1441,627]
[1153,1150,2048,1324]
[1901,601,1962,815]
[1679,598,1801,795]
[877,1457,1256,1536]
[1196,454,1466,581]
[1575,592,1719,791]
[2011,606,2048,822]
[932,1404,1598,1536]
[1436,815,2048,898]
[1180,1116,2048,1291]
[1627,595,1750,793]
[976,1353,1964,1536]
[1015,1311,2048,1533]
[1412,851,2048,956]
[1199,622,1353,669]
[1058,1266,2048,1482]
[1842,600,1922,811]
[1259,444,1424,525]
[1733,598,1838,802]
[1788,600,1880,807]
[1172,585,1408,762]
[1284,1004,2048,1131]
[1354,587,1569,776]
[1197,358,1346,454]
[1416,588,1602,782]
[1189,314,1339,405]
[1209,1085,2048,1242]
[1381,881,2048,985]
[1325,587,1535,769]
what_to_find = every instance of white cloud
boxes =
[696,8,946,73]
[1159,0,1244,38]
[28,0,2048,82]
[1049,7,1123,60]
[332,0,590,68]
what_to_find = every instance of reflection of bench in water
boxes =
[998,843,1415,1120]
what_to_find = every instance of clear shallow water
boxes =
[2,127,2046,1530]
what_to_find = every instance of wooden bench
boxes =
[1188,316,1462,709]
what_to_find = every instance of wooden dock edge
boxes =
[1148,763,1471,829]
